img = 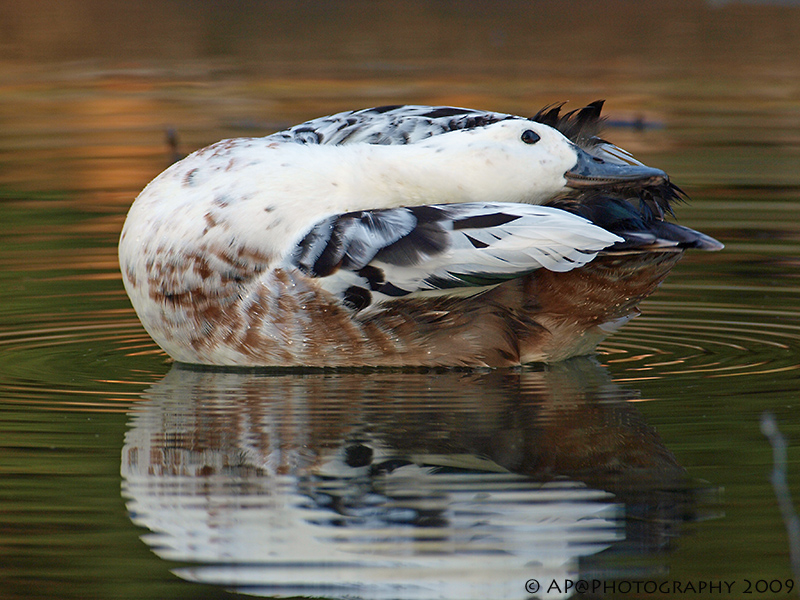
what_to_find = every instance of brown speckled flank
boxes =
[125,242,683,367]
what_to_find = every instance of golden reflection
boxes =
[2,1,800,204]
[0,3,798,594]
[599,305,800,379]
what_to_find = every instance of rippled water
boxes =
[2,2,800,599]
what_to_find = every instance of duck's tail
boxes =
[546,191,723,252]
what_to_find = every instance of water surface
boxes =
[1,2,800,599]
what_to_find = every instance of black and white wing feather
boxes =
[290,203,622,311]
[268,105,519,146]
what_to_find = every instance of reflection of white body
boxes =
[121,368,623,600]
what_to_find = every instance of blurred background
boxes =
[2,0,800,196]
[2,2,800,600]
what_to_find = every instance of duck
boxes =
[118,101,722,368]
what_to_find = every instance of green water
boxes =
[2,2,800,599]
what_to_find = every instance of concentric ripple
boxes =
[2,291,799,405]
[600,298,800,381]
[0,306,166,411]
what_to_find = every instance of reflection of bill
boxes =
[121,359,695,600]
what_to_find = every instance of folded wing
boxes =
[289,203,622,311]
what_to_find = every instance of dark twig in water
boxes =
[165,127,184,164]
[761,411,800,586]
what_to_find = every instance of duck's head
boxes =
[411,118,668,205]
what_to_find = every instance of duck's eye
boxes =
[521,129,540,145]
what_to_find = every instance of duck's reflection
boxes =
[121,358,702,600]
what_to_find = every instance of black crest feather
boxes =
[532,100,606,145]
